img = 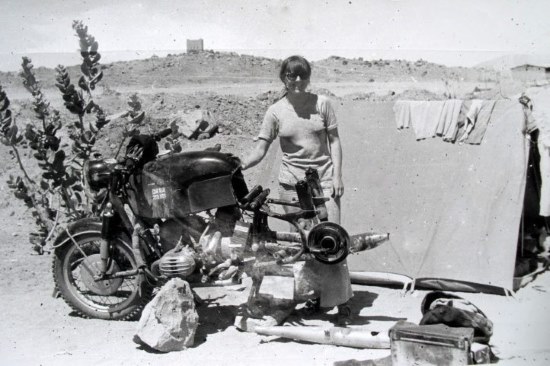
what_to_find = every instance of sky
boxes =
[0,0,549,71]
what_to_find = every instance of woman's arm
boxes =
[328,128,344,198]
[241,138,271,170]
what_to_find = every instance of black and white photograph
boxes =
[0,0,549,364]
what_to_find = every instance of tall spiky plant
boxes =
[21,57,85,219]
[11,21,114,253]
[0,83,55,252]
[4,20,150,253]
[56,20,109,166]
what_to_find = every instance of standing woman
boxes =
[241,55,352,322]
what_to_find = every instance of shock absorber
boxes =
[99,202,114,276]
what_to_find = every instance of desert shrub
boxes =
[113,93,146,157]
[1,80,56,250]
[415,59,427,67]
[1,20,140,253]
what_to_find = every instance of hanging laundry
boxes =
[409,101,446,140]
[393,100,411,129]
[455,100,497,145]
[447,100,471,143]
[456,99,484,143]
[393,99,495,144]
[436,99,464,141]
[463,100,497,145]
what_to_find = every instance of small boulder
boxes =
[134,278,199,352]
[170,108,213,139]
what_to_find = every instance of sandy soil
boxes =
[1,209,549,366]
[1,80,550,365]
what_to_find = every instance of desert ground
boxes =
[0,52,549,365]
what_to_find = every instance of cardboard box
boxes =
[390,322,474,366]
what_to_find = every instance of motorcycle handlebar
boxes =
[249,189,271,210]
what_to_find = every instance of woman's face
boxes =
[284,70,310,95]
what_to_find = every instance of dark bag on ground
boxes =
[419,291,493,344]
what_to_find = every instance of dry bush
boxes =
[1,21,140,253]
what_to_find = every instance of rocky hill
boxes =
[0,50,499,91]
[312,56,497,82]
[0,50,510,167]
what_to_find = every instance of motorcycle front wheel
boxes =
[53,233,153,320]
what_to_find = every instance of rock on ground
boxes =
[134,278,199,352]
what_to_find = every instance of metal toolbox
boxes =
[389,322,474,366]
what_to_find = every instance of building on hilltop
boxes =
[186,39,204,53]
[511,64,550,83]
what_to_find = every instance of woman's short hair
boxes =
[279,55,312,83]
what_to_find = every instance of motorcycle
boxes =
[52,129,389,320]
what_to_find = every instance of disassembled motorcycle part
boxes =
[158,246,196,278]
[307,222,350,264]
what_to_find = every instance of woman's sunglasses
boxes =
[285,72,309,82]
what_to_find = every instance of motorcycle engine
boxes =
[158,246,196,278]
[154,217,207,278]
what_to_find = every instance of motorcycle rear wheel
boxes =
[53,233,153,320]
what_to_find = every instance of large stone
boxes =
[134,278,199,352]
[170,108,213,139]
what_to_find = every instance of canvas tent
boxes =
[259,97,533,294]
[339,100,530,294]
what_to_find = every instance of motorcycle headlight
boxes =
[84,159,115,191]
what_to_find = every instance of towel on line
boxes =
[393,100,411,129]
[458,100,497,145]
[437,99,464,141]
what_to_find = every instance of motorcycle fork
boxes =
[98,200,155,270]
[109,193,162,260]
[96,203,158,281]
[98,203,115,276]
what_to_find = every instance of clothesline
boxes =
[393,99,497,144]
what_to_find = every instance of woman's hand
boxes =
[332,176,344,198]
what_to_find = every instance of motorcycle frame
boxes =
[92,161,330,285]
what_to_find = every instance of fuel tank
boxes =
[128,151,248,218]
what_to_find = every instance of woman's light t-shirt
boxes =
[258,93,337,187]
